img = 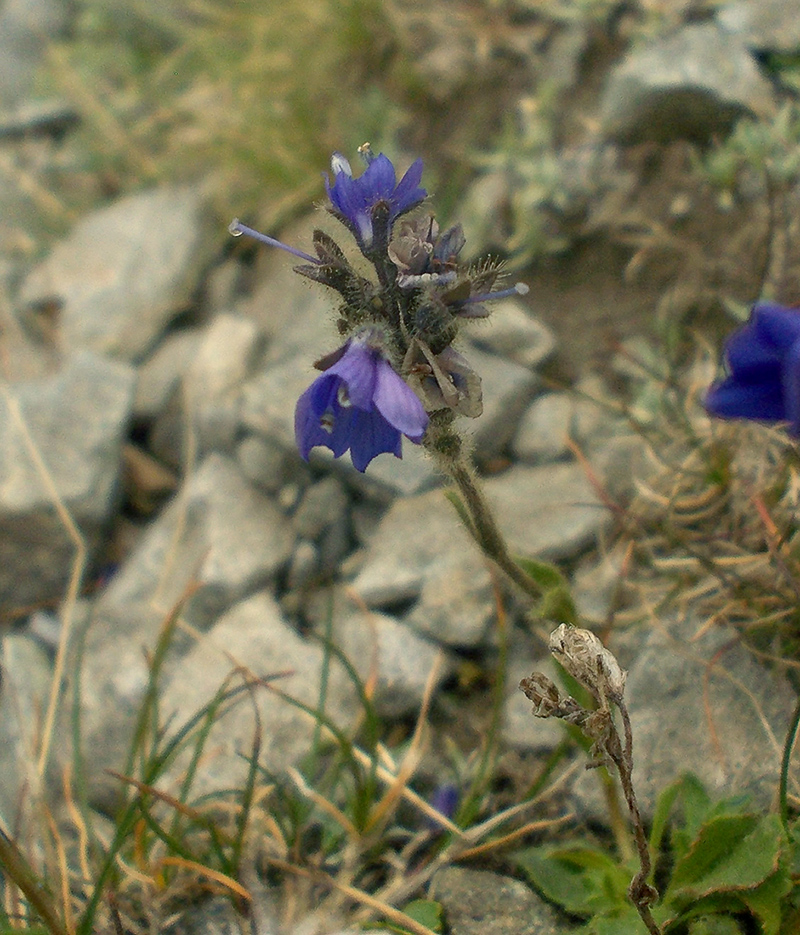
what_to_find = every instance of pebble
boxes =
[19,185,217,361]
[429,867,567,935]
[0,351,135,611]
[601,23,776,143]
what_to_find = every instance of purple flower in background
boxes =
[427,783,459,831]
[706,302,800,435]
[295,332,429,471]
[325,150,426,248]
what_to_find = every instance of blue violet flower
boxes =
[325,147,426,249]
[706,302,800,434]
[295,332,429,472]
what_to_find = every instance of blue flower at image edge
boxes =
[706,302,800,435]
[295,335,429,471]
[325,152,426,247]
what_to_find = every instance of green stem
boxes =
[780,689,800,830]
[425,427,542,602]
[0,829,68,935]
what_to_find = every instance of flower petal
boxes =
[782,336,800,434]
[391,158,426,216]
[725,323,782,375]
[295,374,354,460]
[753,303,800,349]
[348,408,402,471]
[373,358,429,441]
[361,153,397,200]
[325,339,378,409]
[705,375,786,422]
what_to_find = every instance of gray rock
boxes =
[457,170,512,261]
[145,315,265,465]
[329,591,448,719]
[571,374,609,444]
[19,186,216,362]
[184,313,263,451]
[466,300,557,370]
[293,477,348,540]
[164,897,245,935]
[240,352,318,452]
[287,539,319,589]
[94,452,293,630]
[512,393,572,464]
[468,347,539,462]
[134,329,201,419]
[0,351,135,609]
[158,591,359,799]
[405,550,496,648]
[601,23,776,143]
[571,545,628,624]
[351,487,489,608]
[718,0,800,53]
[236,434,292,494]
[346,441,441,501]
[243,217,337,366]
[0,633,53,825]
[572,614,800,822]
[0,98,78,138]
[429,867,567,935]
[482,462,611,562]
[318,515,351,574]
[77,455,295,808]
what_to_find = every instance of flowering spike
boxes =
[229,219,322,266]
[237,147,520,473]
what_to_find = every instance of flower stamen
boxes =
[229,219,322,266]
[455,281,530,308]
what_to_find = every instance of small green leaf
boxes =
[670,773,713,858]
[515,845,630,917]
[539,584,578,623]
[401,899,444,933]
[686,916,742,935]
[666,813,784,908]
[515,557,567,591]
[739,856,792,935]
[515,556,578,623]
[590,907,655,935]
[648,776,685,866]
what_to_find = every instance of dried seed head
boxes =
[548,624,627,704]
[519,671,590,726]
[519,672,562,718]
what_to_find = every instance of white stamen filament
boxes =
[228,219,322,265]
[458,281,530,306]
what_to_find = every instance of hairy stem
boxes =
[424,423,542,602]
